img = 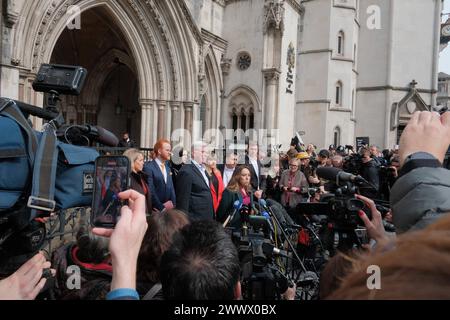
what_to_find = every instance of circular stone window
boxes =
[237,52,251,71]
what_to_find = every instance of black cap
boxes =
[318,149,330,158]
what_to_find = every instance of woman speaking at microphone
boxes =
[216,165,261,227]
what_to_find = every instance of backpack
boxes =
[0,98,98,219]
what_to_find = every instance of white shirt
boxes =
[192,160,210,187]
[222,166,235,188]
[249,157,259,185]
[155,157,167,184]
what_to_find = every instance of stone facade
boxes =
[0,0,443,150]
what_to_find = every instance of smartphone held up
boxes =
[91,156,131,228]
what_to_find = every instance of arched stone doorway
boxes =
[50,7,140,145]
[12,0,202,149]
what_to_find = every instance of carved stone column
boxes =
[263,69,281,131]
[139,99,154,148]
[171,102,181,143]
[184,102,194,150]
[157,102,166,140]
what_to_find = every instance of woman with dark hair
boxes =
[136,209,189,300]
[264,157,282,203]
[170,147,188,186]
[216,165,261,227]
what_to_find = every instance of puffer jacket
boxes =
[390,167,450,233]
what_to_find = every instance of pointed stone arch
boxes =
[12,0,202,147]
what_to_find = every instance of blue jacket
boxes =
[143,160,176,211]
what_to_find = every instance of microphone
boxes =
[79,125,119,147]
[262,242,290,259]
[223,200,242,228]
[316,167,368,185]
[62,124,119,147]
[258,199,274,232]
[259,198,301,231]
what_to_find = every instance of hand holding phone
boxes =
[91,156,131,228]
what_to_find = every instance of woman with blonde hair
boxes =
[123,148,152,213]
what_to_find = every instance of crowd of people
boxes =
[2,110,450,300]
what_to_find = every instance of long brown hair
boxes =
[226,165,252,193]
[328,214,450,300]
[137,210,189,283]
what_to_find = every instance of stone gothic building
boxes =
[0,0,443,150]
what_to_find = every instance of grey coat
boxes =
[279,169,309,208]
[390,167,450,233]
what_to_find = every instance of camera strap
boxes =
[0,99,38,167]
[28,123,58,217]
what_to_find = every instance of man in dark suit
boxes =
[118,132,135,149]
[175,142,214,221]
[217,151,238,188]
[143,139,176,212]
[245,141,264,198]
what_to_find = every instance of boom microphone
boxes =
[63,125,119,147]
[316,167,368,185]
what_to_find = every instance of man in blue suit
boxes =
[143,139,176,212]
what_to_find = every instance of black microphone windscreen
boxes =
[316,166,341,181]
[95,126,119,147]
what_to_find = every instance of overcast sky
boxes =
[440,0,450,74]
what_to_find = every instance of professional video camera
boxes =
[0,64,117,265]
[294,167,386,256]
[225,198,317,300]
[343,152,363,175]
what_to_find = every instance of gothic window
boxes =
[232,109,238,131]
[336,81,343,106]
[241,109,247,131]
[237,52,251,71]
[337,31,344,55]
[352,89,356,115]
[333,126,341,147]
[249,109,255,130]
[231,107,255,133]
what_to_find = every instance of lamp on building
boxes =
[115,100,123,115]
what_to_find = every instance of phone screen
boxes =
[91,156,130,228]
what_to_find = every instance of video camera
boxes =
[343,152,363,175]
[0,64,117,263]
[225,199,299,300]
[293,167,382,255]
